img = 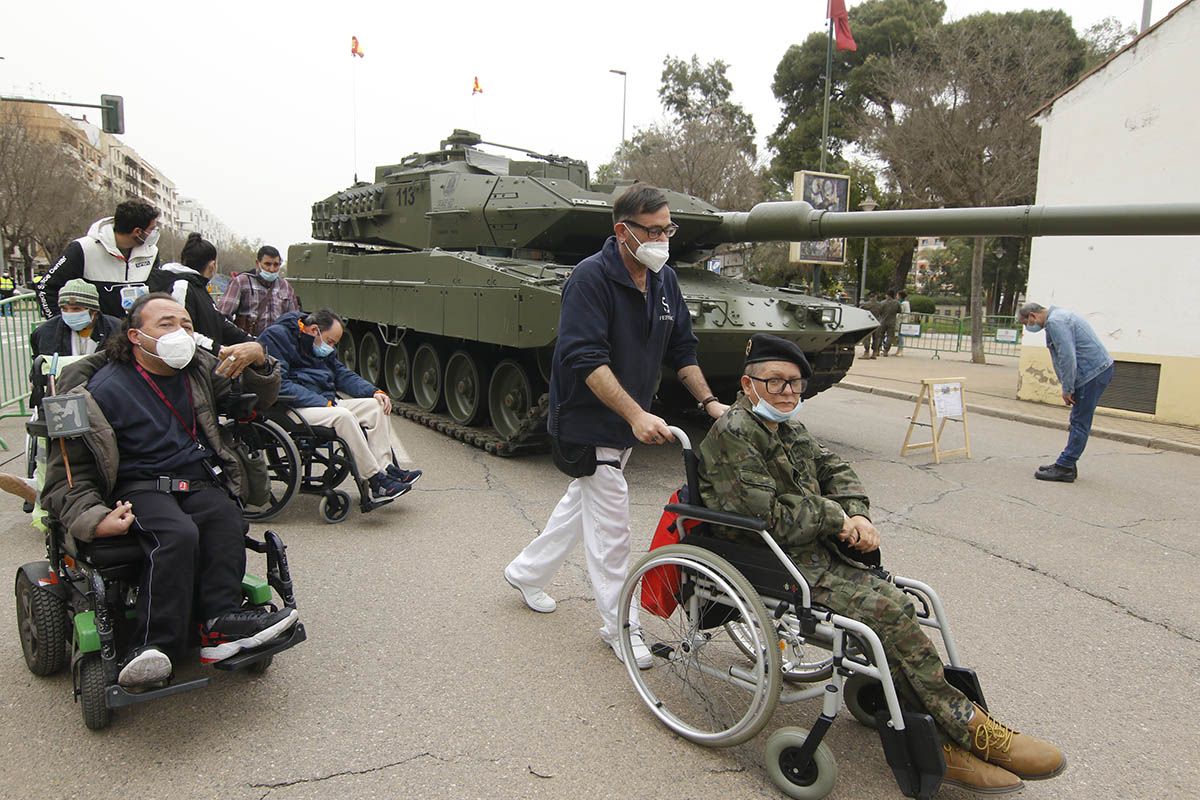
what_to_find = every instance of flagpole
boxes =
[352,57,359,183]
[819,8,833,172]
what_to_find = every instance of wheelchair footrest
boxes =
[943,665,987,712]
[106,676,211,709]
[212,621,307,672]
[876,710,945,800]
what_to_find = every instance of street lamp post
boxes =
[609,69,627,143]
[857,196,878,304]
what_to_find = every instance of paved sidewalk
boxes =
[837,348,1200,456]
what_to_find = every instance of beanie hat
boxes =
[57,278,100,311]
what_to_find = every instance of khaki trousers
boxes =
[295,397,395,479]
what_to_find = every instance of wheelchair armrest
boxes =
[26,419,48,438]
[276,394,298,405]
[665,503,767,532]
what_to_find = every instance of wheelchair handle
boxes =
[666,426,692,452]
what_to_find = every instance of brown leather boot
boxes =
[942,744,1024,794]
[969,704,1067,780]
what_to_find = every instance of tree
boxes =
[1082,16,1138,70]
[769,0,947,187]
[598,56,770,211]
[857,11,1086,362]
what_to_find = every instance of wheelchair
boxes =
[616,427,987,800]
[239,396,400,523]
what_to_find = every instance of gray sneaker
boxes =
[118,647,172,688]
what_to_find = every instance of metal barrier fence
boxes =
[896,313,1023,357]
[0,293,40,449]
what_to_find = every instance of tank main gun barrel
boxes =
[713,201,1200,242]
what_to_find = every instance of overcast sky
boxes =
[1,0,1170,253]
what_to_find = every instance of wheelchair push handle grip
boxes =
[666,426,692,452]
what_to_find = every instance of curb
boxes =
[835,382,1200,458]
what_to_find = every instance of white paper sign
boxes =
[995,328,1019,343]
[933,382,964,418]
[900,323,921,338]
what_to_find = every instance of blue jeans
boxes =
[1058,364,1114,467]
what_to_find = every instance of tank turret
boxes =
[289,130,1200,455]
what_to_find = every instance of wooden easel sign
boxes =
[900,377,972,463]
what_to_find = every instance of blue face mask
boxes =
[1024,322,1043,333]
[62,310,94,331]
[258,269,279,283]
[312,328,336,358]
[749,384,803,424]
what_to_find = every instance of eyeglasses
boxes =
[622,220,679,239]
[749,376,808,395]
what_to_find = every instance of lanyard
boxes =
[134,363,198,444]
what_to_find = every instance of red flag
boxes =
[472,76,483,95]
[828,0,857,52]
[351,36,365,58]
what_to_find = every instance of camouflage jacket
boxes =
[698,394,871,582]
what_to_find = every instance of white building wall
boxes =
[1022,0,1200,424]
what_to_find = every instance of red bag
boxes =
[640,488,701,618]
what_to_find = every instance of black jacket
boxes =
[28,313,123,407]
[548,236,698,449]
[148,264,251,354]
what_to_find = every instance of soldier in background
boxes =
[877,289,901,357]
[860,293,882,358]
[698,334,1066,795]
[895,290,911,356]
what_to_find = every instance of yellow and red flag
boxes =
[472,76,483,95]
[828,1,857,52]
[351,36,365,58]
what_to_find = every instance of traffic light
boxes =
[100,94,124,135]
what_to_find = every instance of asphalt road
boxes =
[1,388,1196,800]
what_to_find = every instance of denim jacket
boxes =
[1044,306,1114,395]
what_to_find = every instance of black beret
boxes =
[744,334,813,378]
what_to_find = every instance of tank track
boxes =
[392,394,550,457]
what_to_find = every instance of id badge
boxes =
[120,284,149,311]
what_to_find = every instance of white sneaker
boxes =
[504,566,556,613]
[610,632,653,670]
[118,647,172,688]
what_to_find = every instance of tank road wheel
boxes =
[488,359,534,440]
[336,329,358,372]
[358,329,384,387]
[384,341,413,401]
[444,350,487,426]
[412,343,445,412]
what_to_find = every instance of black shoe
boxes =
[1034,463,1077,482]
[368,473,410,499]
[386,464,422,485]
[1036,463,1058,473]
[118,646,172,688]
[200,607,299,664]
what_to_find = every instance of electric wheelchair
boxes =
[13,384,307,731]
[616,428,986,800]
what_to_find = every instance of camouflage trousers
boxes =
[811,561,973,747]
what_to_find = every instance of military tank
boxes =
[287,129,1200,455]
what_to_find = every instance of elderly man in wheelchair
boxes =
[38,293,301,693]
[618,334,1065,799]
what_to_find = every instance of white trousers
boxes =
[507,447,638,641]
[294,397,395,479]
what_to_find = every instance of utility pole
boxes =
[609,69,627,144]
[857,197,878,304]
[1141,1,1153,32]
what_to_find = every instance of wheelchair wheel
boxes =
[320,490,352,523]
[15,570,69,676]
[725,618,833,684]
[303,439,352,493]
[618,544,781,748]
[240,419,302,522]
[843,673,885,729]
[765,726,838,800]
[78,654,112,730]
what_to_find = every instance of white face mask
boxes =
[136,227,160,249]
[139,327,197,369]
[749,383,803,424]
[622,227,670,273]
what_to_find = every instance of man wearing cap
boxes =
[697,333,1066,795]
[503,183,729,669]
